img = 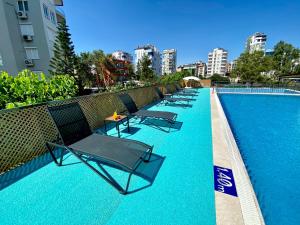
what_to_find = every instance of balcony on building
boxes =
[54,0,63,6]
[55,7,65,23]
[54,0,65,23]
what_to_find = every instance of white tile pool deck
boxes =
[0,88,216,225]
[211,92,265,225]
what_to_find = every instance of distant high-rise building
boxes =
[246,32,267,53]
[226,61,237,74]
[111,50,133,81]
[207,48,228,76]
[226,63,232,74]
[162,49,177,75]
[177,63,197,75]
[0,0,65,75]
[196,61,206,77]
[134,44,161,75]
[176,61,206,77]
[112,51,133,62]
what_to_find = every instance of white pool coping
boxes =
[211,90,265,225]
[216,92,300,96]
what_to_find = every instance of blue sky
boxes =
[63,0,300,65]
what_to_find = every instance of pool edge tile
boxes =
[211,90,265,225]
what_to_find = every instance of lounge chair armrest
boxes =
[46,141,66,150]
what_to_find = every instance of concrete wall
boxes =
[0,0,24,74]
[0,0,61,75]
[200,79,211,87]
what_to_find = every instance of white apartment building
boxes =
[162,49,177,75]
[135,44,161,75]
[196,61,206,77]
[112,50,133,62]
[246,32,267,53]
[207,48,228,76]
[0,0,65,75]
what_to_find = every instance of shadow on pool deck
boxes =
[0,151,60,191]
[139,118,183,132]
[164,102,193,108]
[0,147,165,195]
[88,153,166,194]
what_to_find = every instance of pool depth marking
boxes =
[214,165,238,197]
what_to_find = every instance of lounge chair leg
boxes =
[127,117,130,132]
[46,143,59,165]
[46,142,60,166]
[143,146,153,162]
[124,172,134,194]
[69,149,126,193]
[59,148,64,166]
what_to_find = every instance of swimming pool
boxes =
[219,93,300,225]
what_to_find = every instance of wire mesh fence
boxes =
[0,84,177,175]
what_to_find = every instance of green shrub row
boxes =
[0,70,78,110]
[159,71,190,85]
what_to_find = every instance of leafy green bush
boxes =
[0,72,13,109]
[107,83,125,92]
[159,71,191,84]
[49,75,78,100]
[210,74,230,84]
[0,70,78,109]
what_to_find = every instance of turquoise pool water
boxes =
[0,88,215,225]
[219,93,300,225]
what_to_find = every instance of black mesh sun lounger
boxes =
[175,84,198,93]
[155,87,192,104]
[166,86,197,97]
[118,93,177,131]
[46,102,153,195]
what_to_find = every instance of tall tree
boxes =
[126,63,135,80]
[136,55,155,81]
[293,63,300,74]
[231,51,273,83]
[272,41,300,76]
[49,19,77,77]
[76,52,96,88]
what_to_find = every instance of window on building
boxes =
[25,47,39,59]
[24,1,28,11]
[0,53,3,66]
[50,11,56,24]
[20,24,34,36]
[18,1,28,11]
[43,4,49,19]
